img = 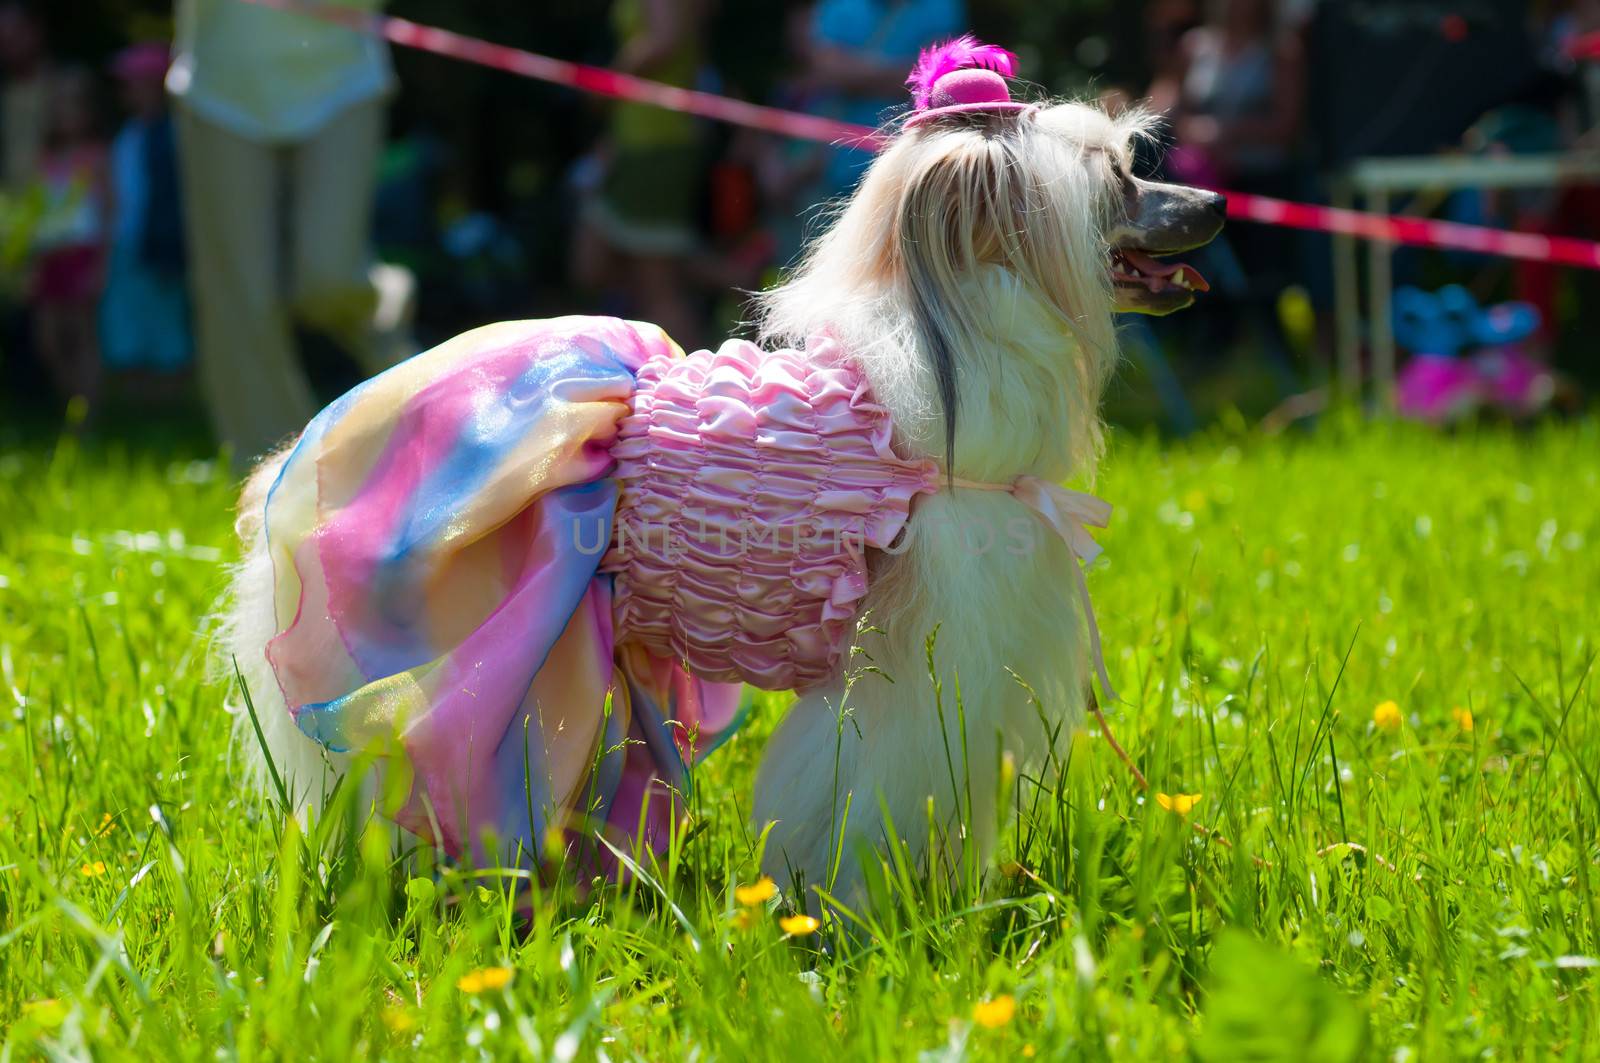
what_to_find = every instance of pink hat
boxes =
[111,42,170,82]
[904,36,1032,128]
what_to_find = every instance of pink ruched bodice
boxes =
[600,336,939,691]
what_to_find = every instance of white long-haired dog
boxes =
[219,40,1222,906]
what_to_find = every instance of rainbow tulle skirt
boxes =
[259,316,935,866]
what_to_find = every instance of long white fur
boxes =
[218,98,1146,905]
[751,101,1146,900]
[218,447,348,815]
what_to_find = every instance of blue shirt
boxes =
[809,0,964,195]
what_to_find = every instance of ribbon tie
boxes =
[948,475,1117,702]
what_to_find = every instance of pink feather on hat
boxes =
[906,35,1019,110]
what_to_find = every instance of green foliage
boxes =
[2,417,1599,1058]
[1197,932,1367,1061]
[0,185,46,292]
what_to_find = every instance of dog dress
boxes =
[260,316,1113,863]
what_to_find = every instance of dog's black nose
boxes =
[1209,192,1228,217]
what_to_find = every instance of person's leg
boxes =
[289,99,387,372]
[591,144,705,347]
[176,109,311,462]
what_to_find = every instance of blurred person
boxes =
[759,0,963,266]
[1146,0,1305,388]
[0,0,51,191]
[168,0,396,461]
[1143,0,1201,97]
[1132,0,1311,415]
[100,43,191,397]
[572,0,707,348]
[29,67,108,410]
[1147,0,1304,196]
[794,0,964,199]
[1447,3,1600,357]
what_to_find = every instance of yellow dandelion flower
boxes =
[731,908,757,931]
[1023,1045,1037,1058]
[381,1007,416,1033]
[1372,700,1402,732]
[456,966,514,993]
[1451,705,1474,732]
[1155,792,1203,815]
[972,995,1016,1028]
[734,876,777,906]
[22,998,67,1027]
[779,913,820,936]
[79,861,107,877]
[95,813,115,838]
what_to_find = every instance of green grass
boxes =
[3,415,1599,1060]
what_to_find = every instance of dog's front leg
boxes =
[751,679,859,900]
[752,641,1020,911]
[754,494,1088,910]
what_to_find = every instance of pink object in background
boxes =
[1474,348,1555,418]
[111,42,170,82]
[1395,354,1484,424]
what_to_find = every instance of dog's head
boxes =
[758,90,1222,476]
[1016,100,1227,318]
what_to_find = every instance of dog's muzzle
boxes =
[1108,180,1227,315]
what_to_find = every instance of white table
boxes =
[1331,152,1600,408]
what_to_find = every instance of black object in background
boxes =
[1306,0,1542,167]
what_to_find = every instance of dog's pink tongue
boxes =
[1122,249,1210,293]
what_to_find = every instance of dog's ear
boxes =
[895,127,1026,477]
[895,107,1128,475]
[757,101,1125,478]
[896,153,964,481]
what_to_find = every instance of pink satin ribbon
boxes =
[949,476,1117,702]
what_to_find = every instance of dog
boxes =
[218,39,1223,907]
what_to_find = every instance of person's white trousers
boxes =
[176,99,385,462]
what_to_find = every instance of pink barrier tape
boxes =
[1570,31,1600,61]
[253,0,883,150]
[1225,192,1600,270]
[382,18,884,150]
[252,0,1600,270]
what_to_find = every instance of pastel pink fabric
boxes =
[601,336,939,691]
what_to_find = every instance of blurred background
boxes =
[1,0,1596,456]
